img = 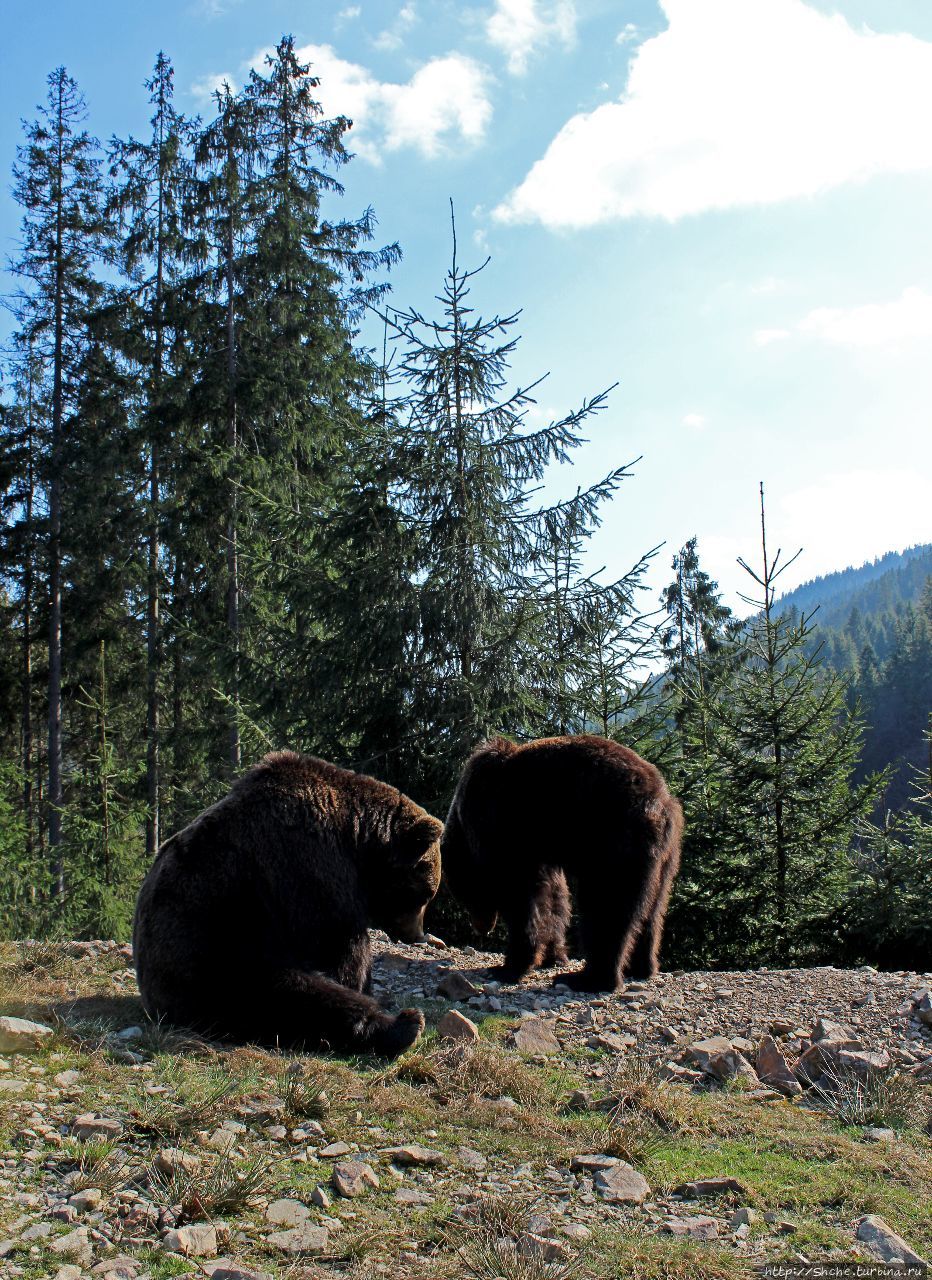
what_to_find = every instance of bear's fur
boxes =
[133,750,442,1056]
[442,734,682,992]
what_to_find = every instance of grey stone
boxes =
[513,1017,561,1055]
[49,1226,93,1266]
[161,1223,218,1257]
[71,1112,123,1140]
[68,1188,103,1212]
[264,1198,309,1228]
[264,1223,329,1255]
[382,1144,444,1166]
[153,1147,201,1176]
[856,1215,927,1266]
[673,1176,748,1198]
[437,971,479,1000]
[332,1160,379,1197]
[593,1161,650,1204]
[0,1016,54,1053]
[663,1215,719,1240]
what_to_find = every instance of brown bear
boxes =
[133,750,442,1056]
[441,734,682,992]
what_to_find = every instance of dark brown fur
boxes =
[442,734,682,992]
[132,751,442,1056]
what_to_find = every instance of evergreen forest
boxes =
[1,44,929,972]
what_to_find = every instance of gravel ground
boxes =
[370,935,932,1069]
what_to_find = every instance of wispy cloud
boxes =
[682,412,706,429]
[485,0,576,76]
[494,0,932,227]
[373,2,417,52]
[755,287,932,349]
[798,287,932,348]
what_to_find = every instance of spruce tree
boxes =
[109,51,195,853]
[381,211,635,800]
[685,485,877,965]
[11,68,108,890]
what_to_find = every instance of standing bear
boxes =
[442,735,682,992]
[133,750,442,1056]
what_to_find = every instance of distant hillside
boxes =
[776,545,932,810]
[777,544,932,633]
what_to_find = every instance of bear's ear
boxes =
[394,810,443,863]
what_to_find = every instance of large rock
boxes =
[856,1215,927,1266]
[332,1160,379,1198]
[914,992,932,1027]
[663,1215,719,1240]
[686,1037,758,1083]
[795,1038,862,1085]
[836,1048,891,1080]
[437,971,479,1000]
[161,1224,218,1257]
[513,1017,561,1055]
[264,1198,309,1228]
[756,1036,803,1097]
[437,1009,480,1043]
[589,1159,650,1204]
[49,1227,92,1267]
[264,1223,329,1255]
[71,1113,123,1140]
[153,1147,201,1177]
[382,1144,444,1166]
[0,1016,54,1054]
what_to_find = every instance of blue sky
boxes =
[2,0,931,611]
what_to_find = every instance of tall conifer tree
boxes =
[11,68,108,889]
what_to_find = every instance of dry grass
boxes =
[57,1136,132,1193]
[443,1196,583,1280]
[127,1062,240,1139]
[146,1149,276,1222]
[384,1039,546,1110]
[808,1062,931,1132]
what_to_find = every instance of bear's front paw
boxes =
[487,963,531,983]
[552,968,620,994]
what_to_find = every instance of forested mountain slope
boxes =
[776,545,932,809]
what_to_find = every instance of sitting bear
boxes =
[133,750,442,1056]
[441,734,682,992]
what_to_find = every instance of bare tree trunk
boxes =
[21,349,36,862]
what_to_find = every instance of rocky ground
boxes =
[0,938,930,1280]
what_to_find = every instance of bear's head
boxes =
[441,737,516,936]
[366,804,443,944]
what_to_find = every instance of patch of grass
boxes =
[443,1196,583,1280]
[58,1135,131,1192]
[586,1221,753,1280]
[385,1039,548,1111]
[147,1149,276,1222]
[128,1061,239,1138]
[809,1063,929,1132]
[274,1060,330,1124]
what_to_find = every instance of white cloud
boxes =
[494,0,932,227]
[798,286,932,347]
[753,327,791,347]
[190,72,238,105]
[337,5,361,21]
[373,2,417,52]
[682,412,706,429]
[485,0,576,76]
[283,44,492,161]
[616,23,639,45]
[754,286,932,350]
